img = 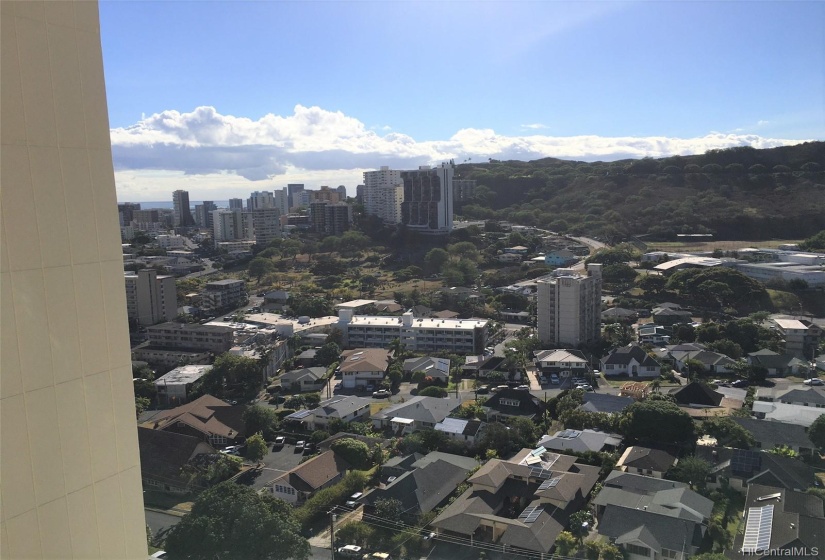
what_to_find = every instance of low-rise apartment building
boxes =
[146,322,234,353]
[202,279,247,311]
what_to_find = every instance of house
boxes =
[594,471,713,560]
[295,348,317,367]
[284,396,372,431]
[339,348,390,390]
[483,388,544,421]
[601,307,638,323]
[403,357,451,383]
[262,290,290,311]
[751,401,825,427]
[726,484,825,560]
[280,367,327,392]
[141,394,246,447]
[434,418,486,445]
[577,393,634,415]
[637,324,671,345]
[371,396,461,434]
[361,452,479,518]
[504,246,529,255]
[431,449,600,555]
[670,381,724,407]
[730,417,817,455]
[138,427,217,494]
[537,429,622,454]
[755,386,825,408]
[601,345,662,378]
[270,450,351,504]
[545,249,577,266]
[374,300,403,314]
[616,446,678,479]
[670,349,736,375]
[432,309,460,319]
[497,252,523,263]
[695,447,817,493]
[463,353,495,375]
[533,349,589,376]
[651,307,693,327]
[154,364,212,405]
[747,349,808,377]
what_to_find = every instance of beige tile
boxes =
[84,372,119,482]
[0,272,24,399]
[0,394,36,521]
[29,145,72,268]
[67,485,101,560]
[111,366,140,471]
[76,30,110,149]
[94,474,127,560]
[15,16,58,147]
[47,22,87,148]
[100,260,131,369]
[0,217,9,273]
[73,1,100,33]
[121,467,149,559]
[1,16,26,145]
[44,0,74,26]
[10,0,46,21]
[88,149,121,263]
[43,266,83,384]
[0,144,42,271]
[13,268,55,392]
[5,508,43,559]
[37,496,73,559]
[60,147,101,265]
[56,378,93,494]
[26,386,67,505]
[1,520,9,559]
[73,262,110,375]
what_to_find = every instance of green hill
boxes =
[454,142,825,241]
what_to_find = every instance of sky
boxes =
[99,1,825,202]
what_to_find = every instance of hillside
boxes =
[454,142,825,241]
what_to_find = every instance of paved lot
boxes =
[238,442,307,490]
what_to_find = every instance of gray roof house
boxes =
[279,367,327,392]
[594,471,713,560]
[284,396,372,431]
[751,401,825,428]
[616,446,678,479]
[371,396,461,435]
[432,449,600,555]
[361,452,479,518]
[577,393,635,415]
[601,345,661,378]
[434,418,486,445]
[747,349,808,377]
[755,386,825,408]
[537,429,622,454]
[730,417,817,455]
[670,349,736,374]
[403,357,451,382]
[695,447,817,494]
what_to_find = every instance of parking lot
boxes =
[238,442,308,490]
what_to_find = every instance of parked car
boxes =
[303,442,316,454]
[372,389,392,398]
[493,385,509,392]
[574,383,594,392]
[515,385,530,391]
[711,379,729,387]
[803,378,824,386]
[365,383,376,392]
[337,545,363,558]
[550,373,560,384]
[295,440,305,452]
[476,385,490,394]
[731,379,749,388]
[273,436,286,447]
[345,492,363,508]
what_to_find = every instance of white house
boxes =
[339,348,390,390]
[434,418,486,445]
[600,345,661,378]
[284,396,372,431]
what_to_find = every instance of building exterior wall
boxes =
[248,207,281,246]
[537,265,602,346]
[400,163,454,234]
[146,323,234,352]
[1,2,147,557]
[124,268,178,326]
[364,166,404,224]
[172,189,194,227]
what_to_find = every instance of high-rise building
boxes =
[212,209,247,244]
[118,202,141,226]
[356,184,365,204]
[400,162,455,234]
[453,178,477,202]
[1,2,147,557]
[363,166,404,224]
[309,185,342,204]
[324,203,353,236]
[247,190,275,210]
[536,264,603,347]
[336,185,348,199]
[273,187,289,216]
[248,208,282,246]
[124,269,178,326]
[287,183,304,209]
[193,200,217,229]
[228,198,244,210]
[172,189,195,227]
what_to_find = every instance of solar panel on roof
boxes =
[731,449,762,475]
[531,446,547,456]
[517,505,544,523]
[287,409,313,420]
[529,466,552,480]
[539,477,562,490]
[742,505,773,552]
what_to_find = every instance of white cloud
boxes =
[111,105,811,201]
[521,123,549,130]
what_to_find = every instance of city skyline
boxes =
[99,1,824,202]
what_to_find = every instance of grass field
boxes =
[645,239,803,253]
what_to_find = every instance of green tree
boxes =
[507,416,539,446]
[374,498,404,523]
[808,414,825,449]
[245,432,269,462]
[701,416,755,449]
[767,445,799,459]
[424,248,450,274]
[164,482,310,560]
[554,531,578,556]
[243,405,279,440]
[315,342,341,367]
[637,274,667,295]
[569,510,594,543]
[330,438,372,470]
[334,521,374,548]
[621,400,695,445]
[602,263,638,285]
[135,396,151,417]
[198,353,263,399]
[668,456,711,490]
[419,386,448,398]
[248,257,276,284]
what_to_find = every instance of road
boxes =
[568,236,607,270]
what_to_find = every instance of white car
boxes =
[295,441,305,451]
[274,436,286,447]
[515,385,530,391]
[574,383,594,392]
[372,389,392,398]
[337,545,362,558]
[803,378,824,386]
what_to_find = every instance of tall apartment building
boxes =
[248,207,282,246]
[118,202,141,226]
[336,185,348,199]
[124,269,178,326]
[203,279,247,310]
[453,178,477,202]
[247,190,275,210]
[228,197,244,210]
[194,200,216,229]
[287,183,305,209]
[310,201,352,236]
[309,185,342,203]
[536,264,603,347]
[401,162,455,234]
[172,189,195,227]
[1,2,147,557]
[363,166,404,224]
[273,187,289,216]
[212,208,252,245]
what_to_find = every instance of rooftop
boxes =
[155,364,212,386]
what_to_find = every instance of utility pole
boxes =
[329,508,336,560]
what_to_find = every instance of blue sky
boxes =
[99,1,825,201]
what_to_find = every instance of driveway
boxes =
[238,442,307,490]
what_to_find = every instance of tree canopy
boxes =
[196,353,263,400]
[329,438,372,470]
[164,482,310,560]
[621,399,695,445]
